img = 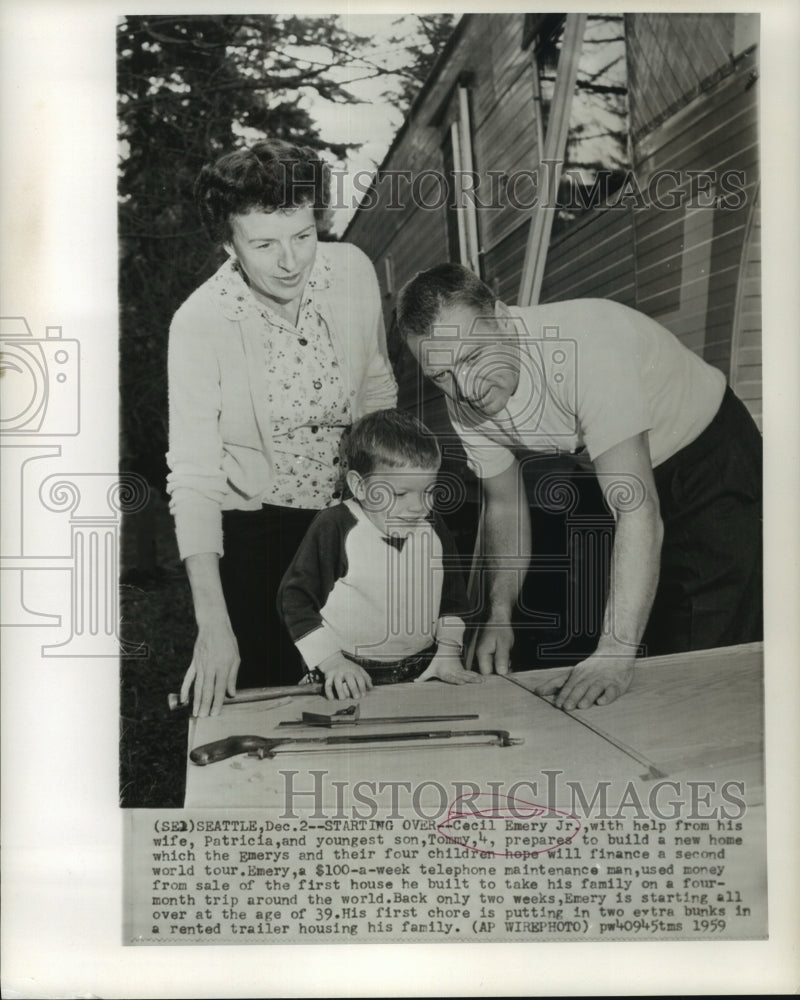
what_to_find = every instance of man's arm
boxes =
[536,432,663,709]
[476,459,531,674]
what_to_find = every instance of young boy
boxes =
[277,409,482,700]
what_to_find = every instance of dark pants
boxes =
[340,644,438,684]
[511,388,762,667]
[219,504,318,688]
[642,387,763,655]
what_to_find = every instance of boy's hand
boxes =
[415,651,483,686]
[316,651,373,700]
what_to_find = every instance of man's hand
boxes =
[415,651,483,685]
[533,432,659,711]
[181,620,240,717]
[476,621,514,675]
[534,652,635,710]
[317,652,373,701]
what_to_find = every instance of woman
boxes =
[167,139,397,716]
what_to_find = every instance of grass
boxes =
[120,496,195,808]
[120,578,195,808]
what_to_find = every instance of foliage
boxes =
[118,15,353,487]
[118,13,457,492]
[120,491,192,807]
[117,15,458,806]
[382,14,457,110]
[120,579,194,808]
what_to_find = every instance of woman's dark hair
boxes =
[195,139,330,244]
[345,409,441,475]
[396,263,496,342]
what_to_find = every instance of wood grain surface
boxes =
[185,643,763,809]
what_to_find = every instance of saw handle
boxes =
[190,735,279,765]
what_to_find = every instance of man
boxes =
[396,263,762,710]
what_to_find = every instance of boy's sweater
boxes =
[278,499,468,668]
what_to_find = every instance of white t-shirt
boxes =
[447,298,726,479]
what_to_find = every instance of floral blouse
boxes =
[211,255,350,509]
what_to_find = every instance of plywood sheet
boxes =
[185,674,637,809]
[507,642,764,793]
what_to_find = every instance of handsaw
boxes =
[190,729,523,765]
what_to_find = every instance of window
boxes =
[440,125,465,265]
[383,254,394,298]
[522,13,566,59]
[437,75,481,274]
[530,14,632,238]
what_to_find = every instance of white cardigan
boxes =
[166,241,398,559]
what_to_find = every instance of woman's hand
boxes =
[180,619,240,717]
[181,553,240,716]
[415,651,483,685]
[317,651,373,701]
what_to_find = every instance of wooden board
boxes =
[185,674,637,809]
[507,642,764,796]
[185,643,763,809]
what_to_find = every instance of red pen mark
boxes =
[437,793,581,858]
